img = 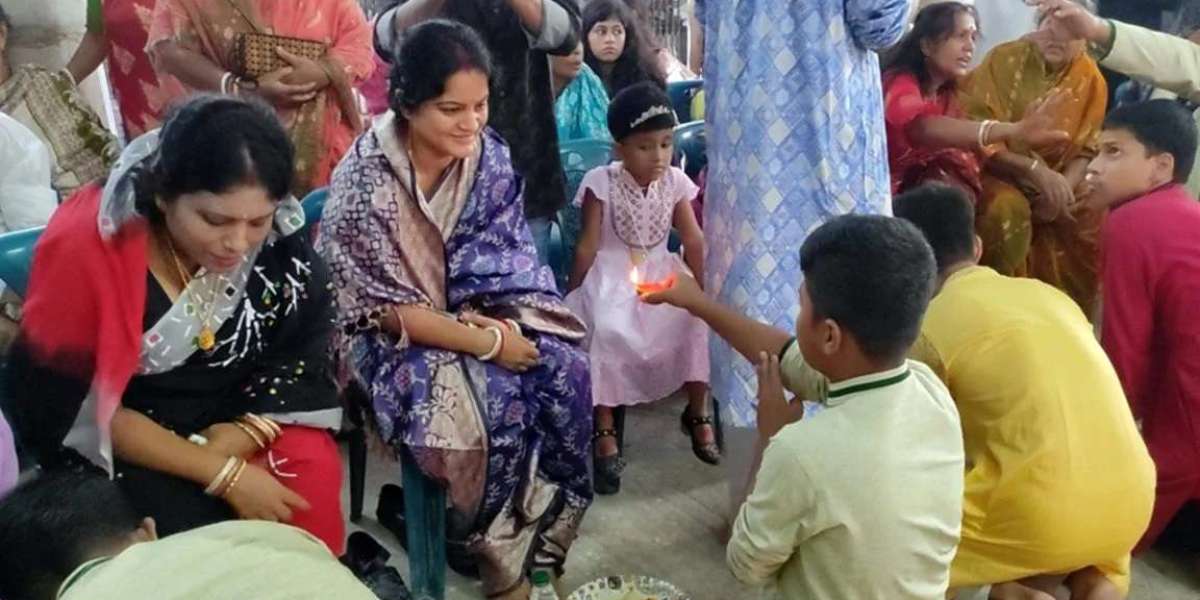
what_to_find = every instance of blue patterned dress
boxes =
[697,0,910,426]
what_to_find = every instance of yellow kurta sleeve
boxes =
[908,332,948,382]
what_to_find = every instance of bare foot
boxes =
[1066,568,1122,600]
[990,582,1057,600]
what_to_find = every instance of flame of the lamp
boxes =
[629,266,640,284]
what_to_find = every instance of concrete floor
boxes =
[346,396,1200,600]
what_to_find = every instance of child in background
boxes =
[566,82,713,495]
[1086,99,1200,552]
[642,215,964,598]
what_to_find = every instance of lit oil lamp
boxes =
[630,265,676,295]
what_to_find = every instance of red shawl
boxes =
[21,184,148,466]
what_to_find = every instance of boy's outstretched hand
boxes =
[640,271,706,311]
[755,352,804,440]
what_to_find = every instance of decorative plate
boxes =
[567,575,690,600]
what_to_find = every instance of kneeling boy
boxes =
[1088,99,1200,553]
[647,215,965,598]
[897,183,1155,600]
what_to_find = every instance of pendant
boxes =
[630,249,647,266]
[196,327,216,352]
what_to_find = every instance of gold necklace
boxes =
[162,232,219,352]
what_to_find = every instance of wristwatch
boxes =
[1087,19,1117,62]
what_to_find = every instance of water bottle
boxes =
[529,568,561,600]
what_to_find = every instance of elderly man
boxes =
[373,0,580,263]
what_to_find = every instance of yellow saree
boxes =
[959,41,1107,314]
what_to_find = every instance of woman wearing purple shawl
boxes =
[317,20,592,600]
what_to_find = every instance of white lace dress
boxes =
[565,163,710,407]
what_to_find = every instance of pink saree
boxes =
[147,0,375,194]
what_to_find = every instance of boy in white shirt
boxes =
[645,215,965,599]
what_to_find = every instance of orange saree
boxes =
[960,40,1107,314]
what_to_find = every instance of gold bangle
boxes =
[219,459,248,498]
[232,420,267,449]
[204,456,239,496]
[243,414,281,441]
[240,414,271,440]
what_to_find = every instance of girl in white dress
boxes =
[566,82,715,495]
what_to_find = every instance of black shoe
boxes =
[376,484,408,552]
[340,531,412,600]
[375,484,481,579]
[681,405,721,466]
[593,428,625,495]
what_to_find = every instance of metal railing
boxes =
[640,0,689,61]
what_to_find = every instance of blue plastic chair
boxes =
[554,138,615,290]
[304,188,446,600]
[299,187,329,242]
[0,227,45,297]
[666,80,704,123]
[0,226,46,470]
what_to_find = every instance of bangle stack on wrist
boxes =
[977,119,998,148]
[204,456,247,497]
[219,71,235,96]
[234,413,281,450]
[220,71,257,97]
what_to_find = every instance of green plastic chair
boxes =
[303,189,446,600]
[666,80,704,123]
[555,138,615,289]
[559,138,615,204]
[0,227,45,297]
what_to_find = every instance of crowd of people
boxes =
[0,0,1198,599]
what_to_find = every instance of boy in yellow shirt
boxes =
[894,183,1154,599]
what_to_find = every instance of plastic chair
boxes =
[666,79,704,122]
[555,138,615,290]
[559,138,615,203]
[299,187,329,239]
[0,227,45,298]
[305,192,447,600]
[673,120,707,181]
[0,226,43,473]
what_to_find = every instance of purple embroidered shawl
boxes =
[318,116,585,342]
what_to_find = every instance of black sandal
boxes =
[593,428,625,495]
[680,406,721,466]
